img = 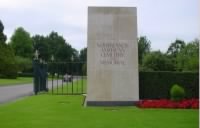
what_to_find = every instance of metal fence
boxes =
[47,62,87,95]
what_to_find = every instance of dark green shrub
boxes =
[15,56,32,73]
[170,84,185,101]
[0,44,18,79]
[18,72,33,77]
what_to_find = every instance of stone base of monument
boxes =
[86,101,138,106]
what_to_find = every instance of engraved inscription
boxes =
[97,41,129,66]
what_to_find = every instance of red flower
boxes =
[137,99,199,109]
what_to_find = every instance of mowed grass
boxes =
[0,77,33,86]
[0,94,198,128]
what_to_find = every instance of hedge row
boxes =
[0,64,18,79]
[139,71,199,99]
[18,72,33,77]
[1,70,198,100]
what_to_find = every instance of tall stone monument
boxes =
[86,7,139,106]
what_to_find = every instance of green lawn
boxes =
[0,94,198,128]
[0,77,33,86]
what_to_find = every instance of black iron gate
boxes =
[33,60,87,95]
[33,59,48,94]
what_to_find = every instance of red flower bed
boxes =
[137,99,199,109]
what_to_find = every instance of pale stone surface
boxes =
[86,7,139,105]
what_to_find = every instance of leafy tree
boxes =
[0,20,7,44]
[32,32,77,62]
[0,20,17,78]
[167,39,185,57]
[0,44,18,78]
[10,27,33,58]
[142,51,174,71]
[32,35,49,61]
[71,48,79,62]
[47,31,77,62]
[15,56,32,73]
[138,36,151,65]
[46,31,65,60]
[55,43,75,62]
[166,39,186,70]
[176,39,199,71]
[79,47,87,62]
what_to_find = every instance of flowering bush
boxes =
[137,99,199,109]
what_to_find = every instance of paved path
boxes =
[0,80,62,104]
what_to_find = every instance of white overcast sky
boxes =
[0,0,199,52]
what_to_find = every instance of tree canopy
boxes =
[176,39,199,71]
[0,20,7,44]
[138,36,151,65]
[0,20,17,78]
[142,51,174,71]
[32,31,77,62]
[0,17,199,78]
[10,27,33,58]
[167,39,185,57]
[79,47,87,62]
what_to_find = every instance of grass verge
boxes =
[0,77,33,86]
[0,94,198,128]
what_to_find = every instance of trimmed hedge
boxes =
[18,72,33,77]
[139,71,199,99]
[0,64,18,79]
[0,44,18,79]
